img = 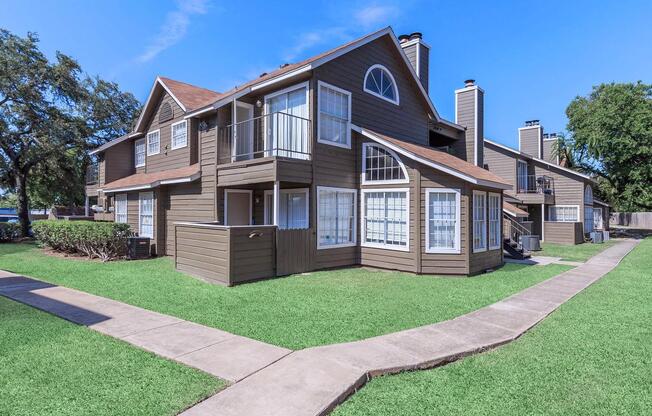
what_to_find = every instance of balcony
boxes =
[216,112,313,186]
[516,175,555,204]
[217,112,311,164]
[86,164,99,185]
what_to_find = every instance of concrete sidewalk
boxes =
[181,239,638,416]
[0,272,290,383]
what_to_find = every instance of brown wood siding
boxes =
[453,89,477,163]
[519,126,542,158]
[542,139,557,163]
[218,158,276,187]
[313,36,430,145]
[418,44,429,92]
[104,139,135,183]
[141,92,192,173]
[544,222,583,244]
[484,142,516,193]
[229,226,276,283]
[164,181,215,255]
[276,229,313,275]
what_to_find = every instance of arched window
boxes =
[584,185,593,205]
[364,64,399,105]
[362,143,408,184]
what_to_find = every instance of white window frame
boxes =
[361,188,410,252]
[263,188,310,229]
[361,142,409,185]
[138,191,154,238]
[224,189,253,226]
[316,186,357,250]
[317,80,352,149]
[134,138,146,168]
[488,192,501,250]
[472,190,487,253]
[263,81,310,158]
[425,188,461,254]
[548,205,580,222]
[146,129,160,156]
[170,120,188,150]
[114,194,127,224]
[363,64,400,105]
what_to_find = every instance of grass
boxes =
[0,296,224,416]
[538,239,618,262]
[333,238,651,416]
[0,243,571,349]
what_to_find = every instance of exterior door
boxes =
[233,102,254,161]
[265,84,309,159]
[225,190,252,225]
[593,207,603,230]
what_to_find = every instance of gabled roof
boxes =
[103,164,201,193]
[484,138,595,182]
[357,126,512,190]
[89,133,130,156]
[184,27,461,131]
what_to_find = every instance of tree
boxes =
[566,82,652,211]
[0,29,139,236]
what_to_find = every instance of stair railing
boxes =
[503,214,531,249]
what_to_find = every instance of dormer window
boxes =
[364,64,399,105]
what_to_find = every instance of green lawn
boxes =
[333,238,651,416]
[0,244,571,349]
[0,296,223,416]
[538,239,618,262]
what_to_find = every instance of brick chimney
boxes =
[399,32,430,92]
[454,79,484,166]
[518,120,543,158]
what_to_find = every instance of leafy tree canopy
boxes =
[566,82,652,211]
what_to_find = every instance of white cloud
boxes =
[283,27,349,62]
[354,4,397,29]
[137,0,210,63]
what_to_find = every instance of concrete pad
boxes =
[177,335,291,382]
[465,304,545,334]
[89,309,183,338]
[122,321,234,359]
[515,286,576,305]
[432,316,517,349]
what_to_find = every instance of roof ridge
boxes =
[158,76,221,95]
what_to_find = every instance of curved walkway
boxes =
[0,239,638,416]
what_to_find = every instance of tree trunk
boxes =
[15,172,30,237]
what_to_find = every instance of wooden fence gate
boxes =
[276,229,313,276]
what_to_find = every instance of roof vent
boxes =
[279,63,290,68]
[525,120,540,127]
[259,72,268,78]
[464,79,475,87]
[398,34,410,43]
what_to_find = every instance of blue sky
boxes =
[2,0,651,147]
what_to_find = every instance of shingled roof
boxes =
[103,164,201,192]
[158,77,223,111]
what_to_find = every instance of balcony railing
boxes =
[217,112,311,165]
[86,164,99,185]
[516,175,554,194]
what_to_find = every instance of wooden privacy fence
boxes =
[174,223,277,286]
[611,212,652,229]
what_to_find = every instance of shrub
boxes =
[0,223,20,242]
[32,220,131,261]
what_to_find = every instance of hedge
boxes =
[32,220,131,261]
[0,223,20,242]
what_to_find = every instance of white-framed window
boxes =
[425,188,460,254]
[488,193,501,250]
[593,207,604,230]
[114,194,127,224]
[363,64,399,105]
[147,129,160,155]
[517,160,528,192]
[264,188,309,229]
[138,192,154,238]
[362,189,409,251]
[317,81,351,149]
[473,191,487,252]
[362,143,408,184]
[584,206,594,233]
[584,185,593,205]
[548,205,579,222]
[171,120,188,149]
[264,81,310,159]
[317,187,357,249]
[134,138,146,168]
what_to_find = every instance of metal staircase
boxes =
[503,214,532,260]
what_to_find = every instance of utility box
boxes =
[127,237,151,260]
[590,231,604,244]
[521,235,541,251]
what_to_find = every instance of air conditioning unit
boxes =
[590,231,604,244]
[127,237,151,260]
[603,230,610,241]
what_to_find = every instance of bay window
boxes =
[318,81,351,148]
[425,188,460,253]
[473,191,487,252]
[317,187,356,248]
[362,189,409,251]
